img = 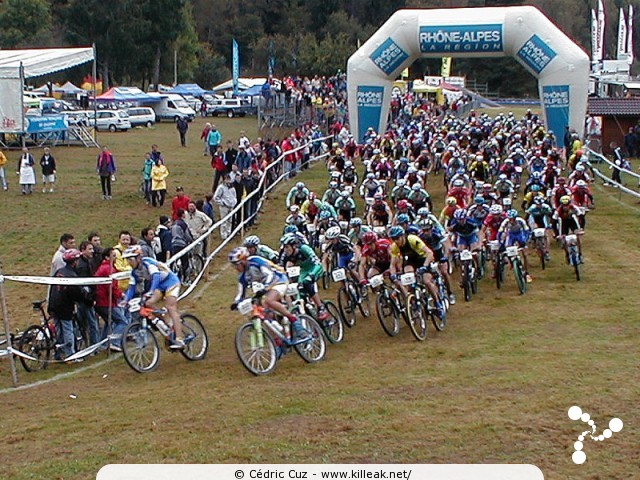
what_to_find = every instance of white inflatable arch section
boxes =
[347,6,590,141]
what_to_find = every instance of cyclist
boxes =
[243,235,279,263]
[391,178,411,204]
[393,199,415,224]
[439,196,460,229]
[300,192,323,223]
[286,181,309,208]
[282,224,309,246]
[494,173,515,199]
[448,209,482,269]
[570,180,595,229]
[228,246,309,346]
[367,193,392,227]
[281,234,329,321]
[497,209,533,283]
[417,219,455,304]
[567,163,592,187]
[122,245,186,349]
[285,205,307,233]
[468,154,491,182]
[408,183,432,211]
[447,178,472,208]
[526,196,553,260]
[416,206,446,235]
[553,195,584,261]
[359,231,392,282]
[322,181,341,206]
[334,190,356,222]
[322,226,359,282]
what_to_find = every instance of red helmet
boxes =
[557,177,567,184]
[62,249,82,262]
[362,231,377,244]
[397,199,408,210]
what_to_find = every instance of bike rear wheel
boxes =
[235,321,277,376]
[122,321,160,373]
[322,301,344,344]
[337,286,356,328]
[357,284,371,318]
[293,315,326,363]
[18,325,51,372]
[406,294,427,341]
[179,314,208,361]
[513,259,527,294]
[463,263,472,302]
[375,289,400,337]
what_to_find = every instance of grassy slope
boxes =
[0,117,638,480]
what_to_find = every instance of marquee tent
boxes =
[168,83,207,96]
[96,87,161,103]
[59,81,84,94]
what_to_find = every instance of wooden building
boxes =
[587,97,640,155]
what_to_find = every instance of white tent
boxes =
[212,77,281,92]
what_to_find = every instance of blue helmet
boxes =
[397,213,410,224]
[388,226,405,239]
[319,210,331,220]
[507,209,518,219]
[284,225,298,234]
[453,209,467,221]
[417,207,430,216]
[407,224,421,235]
[474,195,484,205]
[531,184,541,192]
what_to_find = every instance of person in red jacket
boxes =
[93,248,130,351]
[171,186,191,220]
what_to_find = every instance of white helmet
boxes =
[490,204,503,215]
[325,226,341,239]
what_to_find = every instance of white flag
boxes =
[596,0,606,62]
[591,9,598,62]
[617,8,627,59]
[627,5,634,65]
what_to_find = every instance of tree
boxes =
[0,0,51,48]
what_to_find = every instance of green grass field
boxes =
[0,116,638,480]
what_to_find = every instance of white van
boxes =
[127,107,156,127]
[94,110,131,132]
[147,93,195,122]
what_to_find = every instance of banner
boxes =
[440,57,452,77]
[542,85,570,141]
[369,37,409,75]
[517,34,557,74]
[356,85,384,143]
[419,24,503,53]
[627,5,634,65]
[596,0,605,62]
[0,67,24,133]
[617,8,627,60]
[232,39,239,96]
[25,115,69,134]
[591,9,598,63]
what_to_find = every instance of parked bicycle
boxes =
[121,298,208,373]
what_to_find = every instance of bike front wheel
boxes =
[122,321,160,373]
[337,286,357,328]
[375,289,400,337]
[322,301,344,344]
[406,293,427,341]
[293,315,326,363]
[235,321,277,376]
[18,325,51,372]
[179,314,208,361]
[513,259,527,294]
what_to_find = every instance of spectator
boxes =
[200,100,207,117]
[240,168,259,226]
[224,140,238,173]
[96,145,116,200]
[0,148,8,191]
[39,147,57,193]
[88,232,104,273]
[624,127,637,158]
[211,144,226,192]
[151,158,169,207]
[150,144,164,164]
[171,208,194,280]
[93,248,130,352]
[185,201,213,256]
[236,144,252,172]
[176,116,189,147]
[76,241,100,346]
[213,174,238,239]
[202,193,216,222]
[113,230,133,291]
[141,152,154,204]
[16,146,36,195]
[138,227,156,259]
[229,165,244,229]
[155,215,172,262]
[281,136,296,179]
[207,124,222,156]
[200,122,212,156]
[608,141,629,186]
[50,233,76,276]
[171,186,190,220]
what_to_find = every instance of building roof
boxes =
[588,97,640,116]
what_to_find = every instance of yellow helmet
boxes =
[446,196,457,206]
[559,195,571,205]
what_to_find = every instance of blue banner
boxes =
[356,86,384,143]
[517,35,557,74]
[232,39,240,96]
[25,115,69,133]
[419,24,503,53]
[370,38,409,75]
[542,85,570,138]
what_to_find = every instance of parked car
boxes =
[146,93,196,122]
[127,107,156,127]
[206,98,251,118]
[94,110,131,132]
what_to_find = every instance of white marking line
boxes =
[192,263,231,301]
[0,355,119,395]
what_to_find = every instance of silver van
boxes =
[127,107,156,127]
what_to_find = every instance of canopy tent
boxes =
[0,47,94,79]
[411,83,439,93]
[236,84,264,97]
[59,81,84,94]
[168,83,207,96]
[212,77,279,92]
[34,83,64,93]
[96,87,161,103]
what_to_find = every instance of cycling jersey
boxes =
[362,239,391,268]
[371,202,389,218]
[390,234,428,269]
[498,218,530,247]
[125,257,180,302]
[235,256,288,302]
[284,244,323,280]
[447,186,471,207]
[348,225,371,245]
[256,244,279,263]
[325,235,354,256]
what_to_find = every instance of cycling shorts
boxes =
[157,274,181,298]
[531,215,547,229]
[432,247,446,263]
[403,256,424,271]
[371,261,390,274]
[456,234,478,249]
[269,282,289,297]
[560,217,580,236]
[506,232,528,248]
[337,252,354,269]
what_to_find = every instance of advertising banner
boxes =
[542,85,570,139]
[419,24,503,53]
[517,34,557,74]
[370,38,409,75]
[232,39,240,96]
[356,86,384,142]
[25,115,69,134]
[0,68,24,133]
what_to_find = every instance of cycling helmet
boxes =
[408,166,418,174]
[453,209,467,221]
[452,179,464,187]
[296,182,305,189]
[507,209,518,219]
[499,174,507,180]
[400,157,409,163]
[489,204,503,215]
[557,177,567,184]
[63,248,82,262]
[417,207,430,216]
[446,196,457,206]
[243,235,260,248]
[122,246,142,259]
[532,171,542,179]
[396,179,406,186]
[350,217,363,227]
[575,164,585,172]
[367,172,375,180]
[418,218,434,229]
[374,193,383,201]
[289,205,300,213]
[284,225,298,234]
[412,183,422,191]
[362,231,377,244]
[308,192,317,201]
[483,183,492,190]
[531,184,541,192]
[319,210,331,220]
[340,190,350,197]
[560,195,571,205]
[407,224,421,235]
[329,181,338,188]
[397,199,408,210]
[281,234,300,246]
[576,149,583,156]
[576,179,587,188]
[345,160,353,168]
[474,195,484,205]
[533,196,544,205]
[388,226,405,239]
[228,247,249,263]
[373,148,381,155]
[397,213,410,224]
[456,167,466,175]
[504,158,514,164]
[325,226,341,240]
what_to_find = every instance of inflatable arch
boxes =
[347,6,590,142]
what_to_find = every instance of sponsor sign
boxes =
[419,24,503,53]
[542,85,570,139]
[517,35,557,74]
[370,38,409,75]
[356,86,384,143]
[25,115,69,133]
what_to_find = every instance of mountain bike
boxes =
[531,227,548,270]
[487,240,505,290]
[234,293,326,376]
[121,298,208,373]
[170,250,205,286]
[561,232,583,281]
[398,271,431,341]
[287,280,344,344]
[333,266,370,328]
[503,246,527,294]
[459,248,477,302]
[370,273,404,337]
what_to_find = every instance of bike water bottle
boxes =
[152,318,171,336]
[282,317,291,341]
[269,319,284,334]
